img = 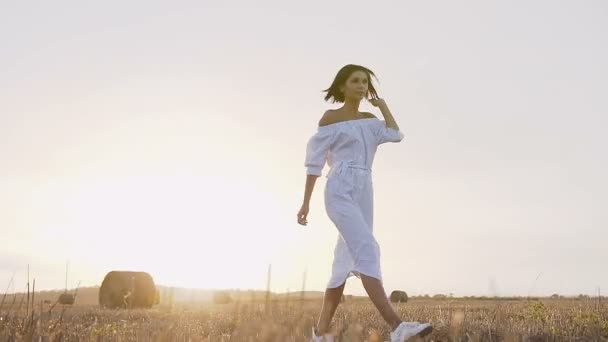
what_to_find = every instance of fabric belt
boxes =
[327,161,371,177]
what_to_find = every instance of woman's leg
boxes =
[361,274,402,330]
[326,176,402,331]
[322,226,402,331]
[315,282,346,335]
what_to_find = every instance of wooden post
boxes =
[265,264,272,315]
[26,264,30,317]
[300,268,307,304]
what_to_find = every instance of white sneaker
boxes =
[311,327,334,342]
[389,322,433,342]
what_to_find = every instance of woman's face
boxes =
[340,70,369,101]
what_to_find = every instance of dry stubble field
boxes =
[1,297,608,341]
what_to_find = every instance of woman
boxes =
[297,64,432,342]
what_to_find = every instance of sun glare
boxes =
[34,170,303,290]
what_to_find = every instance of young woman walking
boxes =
[297,64,432,342]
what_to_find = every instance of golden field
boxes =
[1,292,607,341]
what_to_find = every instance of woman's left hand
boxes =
[367,97,386,108]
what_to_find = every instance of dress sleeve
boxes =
[304,127,335,176]
[373,119,404,145]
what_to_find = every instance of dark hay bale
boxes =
[99,271,158,309]
[340,294,353,303]
[58,293,75,305]
[390,290,408,303]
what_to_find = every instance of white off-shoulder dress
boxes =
[304,117,404,288]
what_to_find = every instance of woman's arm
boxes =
[369,98,399,130]
[299,112,334,226]
[297,174,318,226]
[302,174,318,206]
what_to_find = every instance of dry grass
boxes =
[1,297,607,341]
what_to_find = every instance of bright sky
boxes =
[1,1,607,297]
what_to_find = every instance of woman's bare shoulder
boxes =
[318,109,339,127]
[317,110,377,127]
[361,112,378,119]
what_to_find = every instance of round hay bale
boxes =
[389,290,408,303]
[99,271,157,309]
[58,293,75,305]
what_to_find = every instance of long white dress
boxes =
[304,117,404,288]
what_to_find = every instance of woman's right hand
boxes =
[297,203,309,226]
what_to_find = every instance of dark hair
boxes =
[322,64,380,103]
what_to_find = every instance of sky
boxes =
[1,0,607,297]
